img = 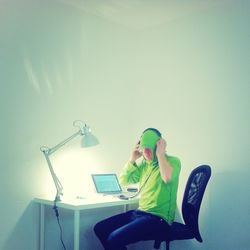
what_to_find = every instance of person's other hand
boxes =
[129,142,142,163]
[156,138,167,157]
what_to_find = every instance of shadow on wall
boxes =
[3,202,39,250]
[206,168,250,250]
[139,167,250,250]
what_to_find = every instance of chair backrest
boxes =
[181,165,211,242]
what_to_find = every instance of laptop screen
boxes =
[91,174,122,194]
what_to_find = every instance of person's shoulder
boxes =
[166,155,181,168]
[166,154,180,162]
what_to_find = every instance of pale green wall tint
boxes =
[0,0,250,249]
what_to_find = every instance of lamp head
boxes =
[73,120,99,147]
[80,125,99,147]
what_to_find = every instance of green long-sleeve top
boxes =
[119,155,181,225]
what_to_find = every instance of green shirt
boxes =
[119,155,181,224]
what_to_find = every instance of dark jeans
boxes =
[94,210,170,250]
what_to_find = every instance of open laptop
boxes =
[91,173,123,194]
[91,173,132,198]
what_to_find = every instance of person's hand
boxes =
[129,142,142,163]
[156,138,167,158]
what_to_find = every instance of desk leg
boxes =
[124,204,129,212]
[74,210,80,250]
[39,204,45,250]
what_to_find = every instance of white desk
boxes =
[34,195,139,250]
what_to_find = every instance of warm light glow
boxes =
[43,145,103,198]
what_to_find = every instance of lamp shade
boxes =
[81,132,99,147]
[80,124,99,147]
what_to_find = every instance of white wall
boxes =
[0,0,250,249]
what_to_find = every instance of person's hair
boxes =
[142,128,162,137]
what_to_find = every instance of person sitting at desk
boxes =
[94,128,181,250]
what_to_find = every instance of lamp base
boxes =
[54,195,62,203]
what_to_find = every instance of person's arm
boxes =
[129,141,142,164]
[156,138,173,183]
[119,142,142,186]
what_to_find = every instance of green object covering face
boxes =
[140,129,161,165]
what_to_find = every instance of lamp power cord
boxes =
[121,168,154,200]
[53,201,67,250]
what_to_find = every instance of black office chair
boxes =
[153,165,211,250]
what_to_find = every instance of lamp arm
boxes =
[43,152,63,202]
[48,130,82,155]
[40,129,82,202]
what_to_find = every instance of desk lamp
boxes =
[40,120,99,202]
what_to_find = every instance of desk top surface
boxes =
[34,194,139,210]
